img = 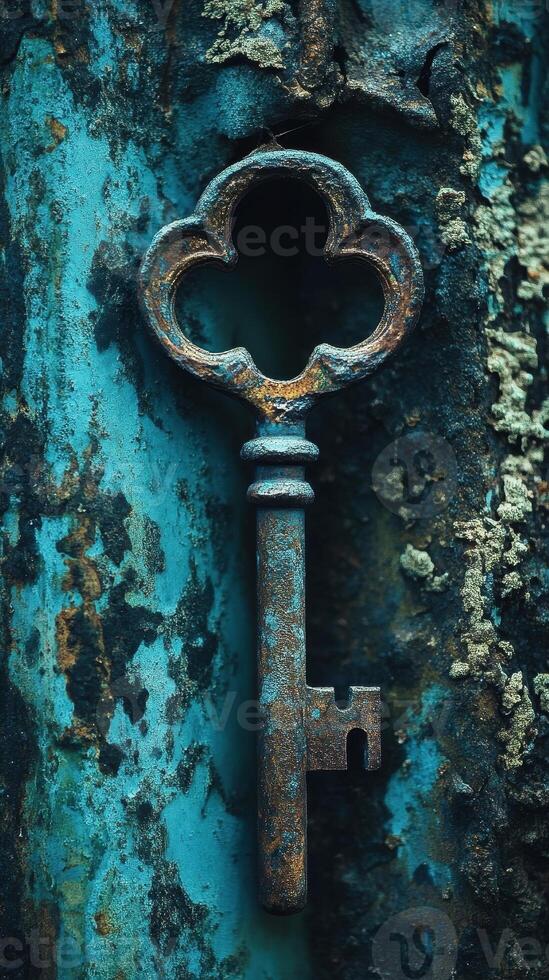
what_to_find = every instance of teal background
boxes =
[0,1,547,978]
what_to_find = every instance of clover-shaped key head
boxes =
[139,148,424,423]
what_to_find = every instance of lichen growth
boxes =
[400,544,434,579]
[487,328,547,445]
[450,92,482,181]
[523,144,548,174]
[400,544,449,592]
[453,518,513,677]
[450,83,548,772]
[474,181,516,305]
[203,0,288,68]
[498,672,536,771]
[436,187,471,251]
[534,674,549,714]
[452,439,541,767]
[501,570,522,597]
[516,174,549,301]
[449,661,471,680]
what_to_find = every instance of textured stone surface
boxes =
[0,1,547,977]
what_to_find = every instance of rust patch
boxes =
[56,606,83,674]
[52,449,134,753]
[45,116,68,152]
[60,515,102,601]
[94,910,114,936]
[297,0,335,92]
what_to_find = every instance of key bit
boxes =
[139,147,423,914]
[305,686,381,771]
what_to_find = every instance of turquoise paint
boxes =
[490,2,543,144]
[522,53,543,144]
[212,68,282,141]
[477,43,541,200]
[477,98,508,200]
[478,159,508,199]
[0,22,310,979]
[493,0,540,38]
[0,0,543,974]
[385,685,453,890]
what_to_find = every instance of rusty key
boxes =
[139,148,423,913]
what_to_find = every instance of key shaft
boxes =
[257,505,308,912]
[244,423,313,912]
[244,423,381,913]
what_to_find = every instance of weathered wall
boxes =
[0,0,547,978]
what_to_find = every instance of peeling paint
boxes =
[0,0,547,977]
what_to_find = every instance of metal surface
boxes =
[139,147,423,913]
[247,422,382,913]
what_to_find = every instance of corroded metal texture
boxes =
[139,147,424,424]
[249,424,381,912]
[256,496,308,913]
[140,151,421,912]
[297,0,337,93]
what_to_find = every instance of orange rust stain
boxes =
[59,505,102,601]
[56,601,105,661]
[55,598,108,713]
[63,554,102,601]
[50,0,90,65]
[45,116,67,152]
[55,595,114,740]
[54,448,120,740]
[55,454,80,502]
[56,606,81,673]
[536,481,549,509]
[60,520,102,601]
[60,720,98,746]
[94,910,114,936]
[53,37,90,63]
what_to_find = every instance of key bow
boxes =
[139,147,423,423]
